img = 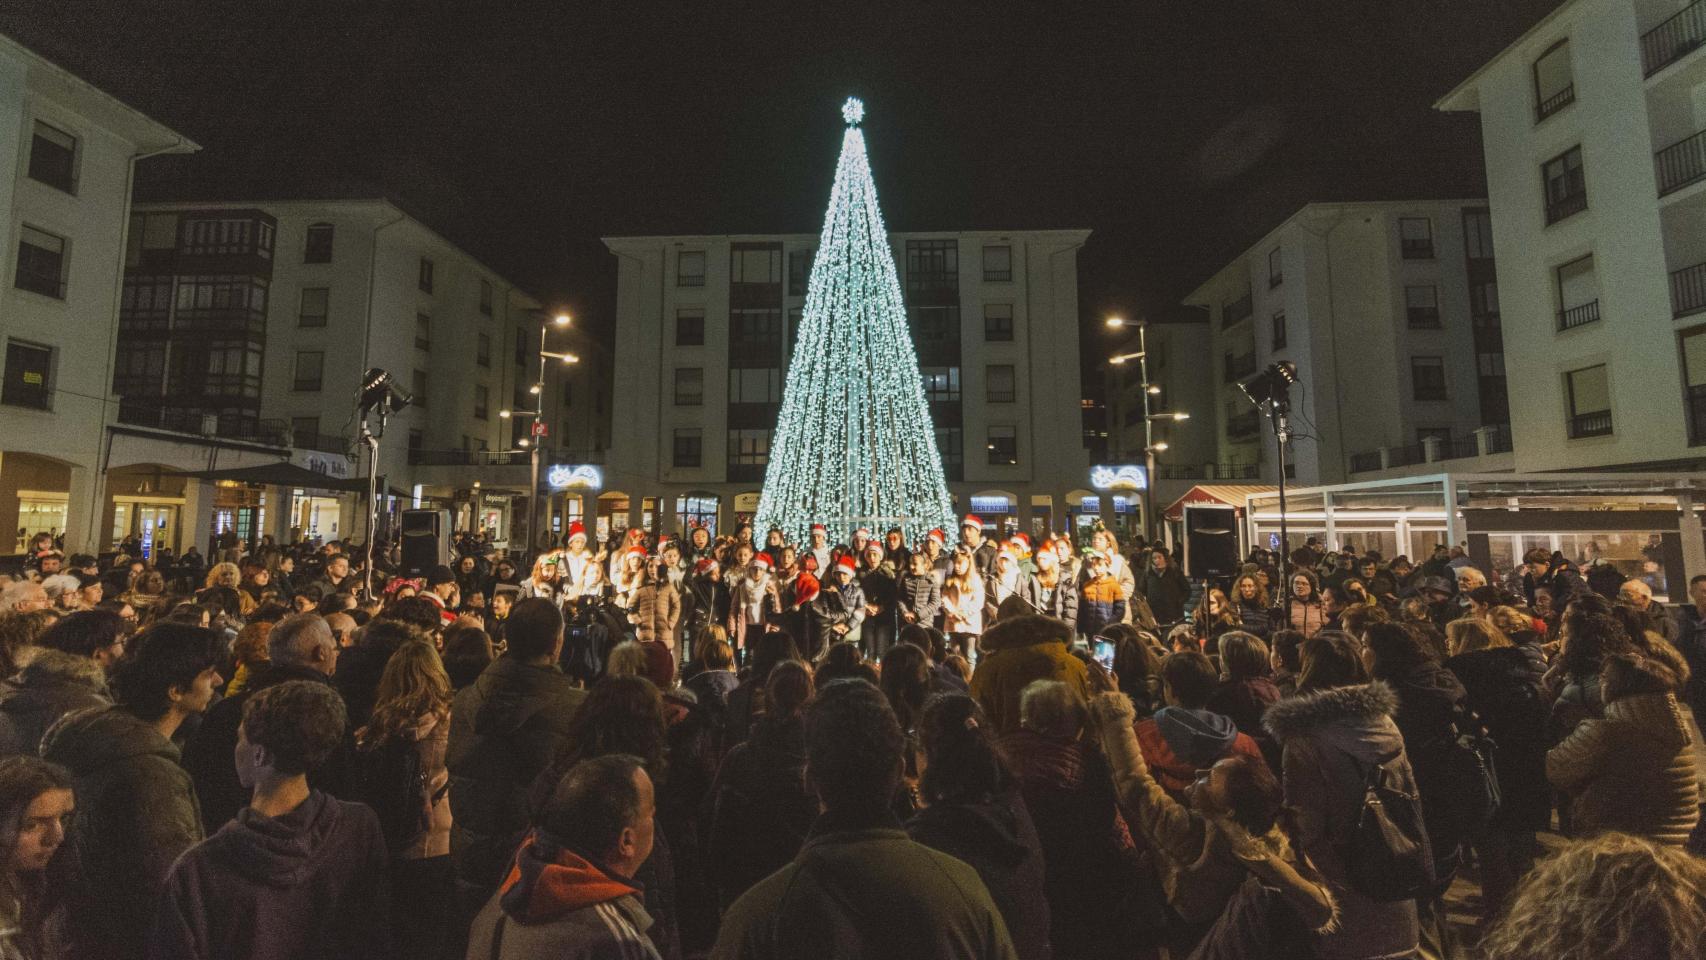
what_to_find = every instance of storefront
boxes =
[676,493,719,536]
[15,491,67,552]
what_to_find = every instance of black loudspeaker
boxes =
[400,509,451,577]
[1183,505,1240,581]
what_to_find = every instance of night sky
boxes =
[7,1,1559,362]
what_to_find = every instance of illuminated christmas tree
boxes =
[755,98,955,545]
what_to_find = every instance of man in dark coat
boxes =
[149,681,391,959]
[1139,550,1191,625]
[447,598,586,901]
[0,648,109,757]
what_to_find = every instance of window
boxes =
[2,341,51,409]
[298,287,329,327]
[1268,247,1283,287]
[921,366,961,402]
[787,307,802,346]
[983,244,1012,282]
[1272,311,1287,348]
[476,333,491,367]
[730,309,782,346]
[418,257,434,293]
[290,417,320,446]
[474,385,488,419]
[676,308,705,346]
[935,426,964,475]
[910,305,960,342]
[677,250,706,287]
[984,303,1014,341]
[731,247,781,284]
[1399,218,1434,259]
[479,279,493,316]
[408,430,423,458]
[674,367,703,405]
[1533,39,1575,120]
[1464,208,1495,261]
[987,364,1016,403]
[303,224,334,263]
[415,313,431,351]
[1405,286,1441,328]
[987,425,1018,465]
[15,226,66,299]
[1566,364,1612,437]
[728,367,781,404]
[293,351,324,391]
[412,369,428,408]
[1543,146,1587,224]
[1556,254,1600,330]
[728,429,771,466]
[1682,327,1706,444]
[673,428,702,467]
[906,239,958,294]
[1411,356,1446,400]
[27,121,76,193]
[788,250,814,296]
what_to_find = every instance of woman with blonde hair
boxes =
[203,561,256,617]
[121,570,167,618]
[941,547,985,659]
[355,640,454,959]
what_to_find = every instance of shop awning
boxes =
[1163,484,1277,522]
[173,462,370,494]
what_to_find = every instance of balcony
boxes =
[1226,409,1261,440]
[1557,299,1601,330]
[1348,423,1513,473]
[1671,261,1706,317]
[1223,352,1257,383]
[1221,290,1253,328]
[1642,0,1706,77]
[1568,410,1613,438]
[1656,129,1706,195]
[287,429,349,455]
[1536,83,1575,121]
[116,403,285,446]
[409,448,528,467]
[1158,462,1262,481]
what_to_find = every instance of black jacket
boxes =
[183,663,342,831]
[806,580,866,659]
[0,650,108,757]
[43,705,206,960]
[446,656,586,892]
[1140,565,1191,624]
[1382,661,1475,873]
[1446,645,1551,832]
[896,573,942,628]
[907,791,1052,960]
[705,716,816,911]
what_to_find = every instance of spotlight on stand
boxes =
[359,368,413,414]
[355,368,412,600]
[1238,360,1298,406]
[1237,359,1301,625]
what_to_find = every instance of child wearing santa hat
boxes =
[728,550,780,655]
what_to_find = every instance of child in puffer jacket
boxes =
[1078,550,1127,639]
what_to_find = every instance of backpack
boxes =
[1342,749,1436,902]
[349,732,429,856]
[1412,712,1501,863]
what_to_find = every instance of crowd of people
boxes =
[0,517,1700,959]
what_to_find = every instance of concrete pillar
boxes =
[1098,490,1116,533]
[1677,493,1706,586]
[1421,436,1443,463]
[63,466,99,555]
[658,491,678,539]
[338,494,361,544]
[1017,489,1036,541]
[181,480,215,556]
[270,486,296,545]
[1379,447,1395,470]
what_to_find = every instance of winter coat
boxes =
[896,573,941,628]
[997,729,1142,960]
[1134,707,1270,797]
[0,650,107,757]
[630,582,681,648]
[1205,677,1281,753]
[860,567,902,657]
[1077,575,1127,640]
[970,615,1090,734]
[710,810,1017,960]
[1547,691,1700,846]
[1030,579,1079,632]
[1263,683,1420,960]
[681,577,730,637]
[148,791,392,960]
[805,581,865,659]
[1679,605,1706,722]
[1140,564,1191,624]
[384,711,452,860]
[907,791,1053,960]
[467,833,663,960]
[1233,599,1270,637]
[941,576,984,637]
[1380,660,1475,870]
[705,715,816,911]
[1445,646,1551,832]
[1276,599,1327,638]
[447,656,586,892]
[1090,692,1337,933]
[182,663,343,831]
[42,705,206,960]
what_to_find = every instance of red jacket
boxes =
[1134,714,1268,796]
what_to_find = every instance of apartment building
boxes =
[602,230,1095,538]
[1181,201,1511,486]
[1437,0,1706,474]
[0,33,198,555]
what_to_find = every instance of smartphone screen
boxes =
[1093,638,1116,672]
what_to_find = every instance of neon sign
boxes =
[1089,464,1147,491]
[547,464,602,490]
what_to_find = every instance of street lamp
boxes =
[1107,317,1190,544]
[518,312,579,554]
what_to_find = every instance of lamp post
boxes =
[1107,317,1189,544]
[502,313,577,555]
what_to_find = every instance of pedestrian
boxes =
[970,612,1090,735]
[1138,548,1190,626]
[1076,550,1127,640]
[940,547,984,659]
[0,756,75,960]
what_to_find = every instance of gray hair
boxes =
[1019,679,1086,739]
[269,613,334,665]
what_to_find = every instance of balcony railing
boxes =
[1537,83,1575,120]
[1158,462,1262,481]
[116,403,286,446]
[1223,352,1257,382]
[1657,129,1706,195]
[1671,261,1706,317]
[1442,435,1481,460]
[1348,423,1513,473]
[1349,451,1383,473]
[1558,299,1601,330]
[407,447,607,467]
[1221,291,1253,328]
[1643,0,1706,77]
[1568,410,1614,438]
[1482,422,1514,454]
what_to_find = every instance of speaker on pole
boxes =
[1182,504,1240,580]
[400,509,451,577]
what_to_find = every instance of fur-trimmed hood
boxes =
[979,613,1073,652]
[1262,681,1399,747]
[6,649,107,694]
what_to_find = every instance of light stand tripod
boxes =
[356,368,412,599]
[1239,361,1298,626]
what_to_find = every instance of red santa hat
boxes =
[927,528,946,545]
[625,528,645,542]
[566,521,587,543]
[625,546,648,559]
[854,527,871,540]
[801,555,819,573]
[962,514,983,530]
[835,554,857,574]
[693,557,717,575]
[811,523,827,534]
[752,553,773,570]
[793,572,821,605]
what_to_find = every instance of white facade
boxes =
[1181,201,1510,487]
[1438,0,1706,473]
[0,33,197,554]
[602,230,1096,537]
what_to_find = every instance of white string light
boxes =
[755,98,956,545]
